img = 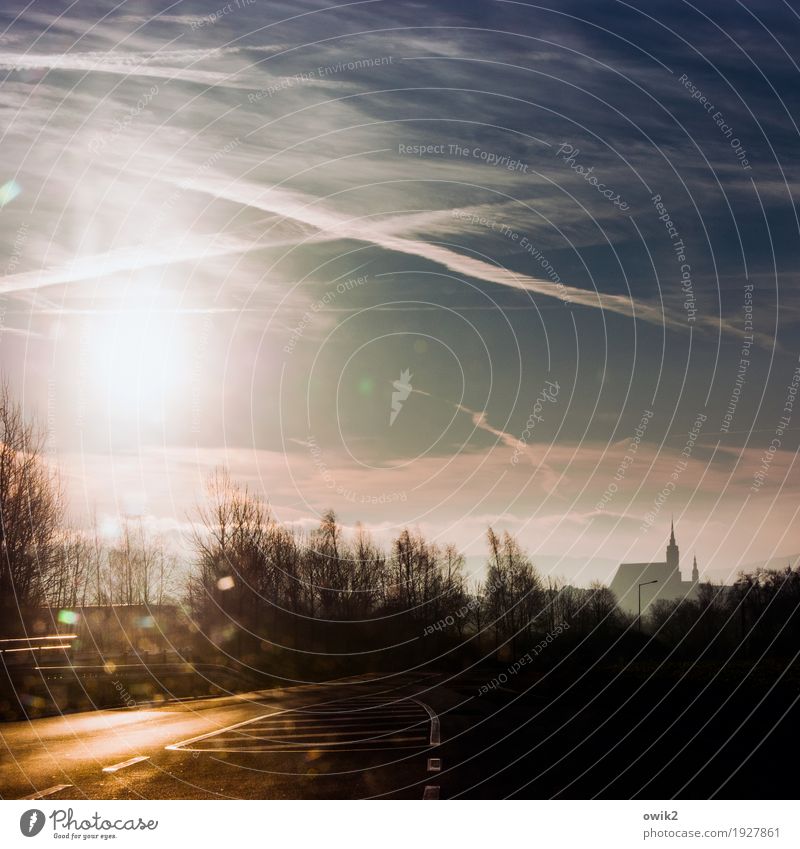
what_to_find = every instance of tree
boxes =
[310,510,346,618]
[485,528,544,654]
[0,379,64,610]
[586,580,619,630]
[188,470,273,654]
[47,529,91,608]
[104,519,174,606]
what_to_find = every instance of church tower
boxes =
[666,519,680,576]
[692,554,699,583]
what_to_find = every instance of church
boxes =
[609,522,699,615]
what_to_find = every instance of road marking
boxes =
[427,757,441,772]
[23,784,72,800]
[167,690,438,757]
[189,735,429,751]
[102,755,150,773]
[166,708,292,750]
[23,785,72,800]
[302,704,425,713]
[203,743,429,754]
[413,699,440,746]
[167,699,432,753]
[166,694,373,751]
[423,785,440,799]
[203,738,425,755]
[208,723,424,737]
[242,713,424,726]
[210,730,429,742]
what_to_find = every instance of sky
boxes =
[1,0,799,585]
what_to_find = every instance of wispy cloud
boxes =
[166,175,694,333]
[412,387,521,453]
[0,45,249,86]
[0,228,307,297]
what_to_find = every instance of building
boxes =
[48,604,191,660]
[610,522,699,615]
[1,604,192,667]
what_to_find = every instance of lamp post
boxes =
[638,579,658,633]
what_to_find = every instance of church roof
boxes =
[610,561,673,591]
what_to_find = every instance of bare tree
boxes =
[311,509,345,618]
[586,580,618,629]
[0,379,64,609]
[47,529,92,608]
[188,470,273,651]
[485,528,544,653]
[99,518,177,607]
[348,523,385,618]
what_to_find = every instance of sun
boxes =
[88,288,188,425]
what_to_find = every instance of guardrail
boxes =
[0,653,272,721]
[0,634,76,662]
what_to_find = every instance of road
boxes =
[0,673,456,800]
[5,662,792,799]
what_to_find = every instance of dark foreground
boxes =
[2,652,799,800]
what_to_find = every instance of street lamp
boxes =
[638,579,658,633]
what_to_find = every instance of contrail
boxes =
[390,369,413,425]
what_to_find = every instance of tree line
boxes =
[0,381,176,623]
[648,567,800,660]
[0,381,616,669]
[2,377,799,676]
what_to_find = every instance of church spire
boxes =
[666,519,679,574]
[692,554,699,583]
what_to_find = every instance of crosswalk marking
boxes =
[198,736,428,752]
[209,730,429,741]
[167,693,433,754]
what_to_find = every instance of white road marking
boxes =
[165,708,292,750]
[191,735,429,750]
[413,699,440,746]
[204,744,429,754]
[101,755,150,773]
[304,706,424,714]
[210,729,428,741]
[210,715,430,734]
[423,785,440,799]
[245,713,424,726]
[167,691,438,755]
[165,686,391,751]
[427,757,441,772]
[22,784,72,800]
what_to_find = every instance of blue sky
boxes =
[1,0,799,583]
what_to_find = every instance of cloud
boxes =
[0,324,42,339]
[0,45,250,87]
[412,386,525,454]
[0,227,309,298]
[55,431,800,579]
[166,174,698,333]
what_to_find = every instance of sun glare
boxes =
[88,291,187,424]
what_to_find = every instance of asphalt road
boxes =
[4,663,795,799]
[0,673,458,800]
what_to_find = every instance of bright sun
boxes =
[89,291,188,424]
